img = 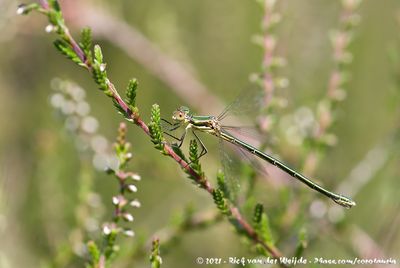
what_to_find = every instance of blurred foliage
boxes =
[1,0,400,267]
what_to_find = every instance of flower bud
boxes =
[123,229,135,237]
[123,213,134,222]
[128,173,141,181]
[16,4,27,15]
[112,196,119,206]
[100,63,107,72]
[45,24,57,33]
[130,199,141,208]
[103,224,112,235]
[127,184,137,193]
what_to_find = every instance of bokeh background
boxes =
[1,0,400,267]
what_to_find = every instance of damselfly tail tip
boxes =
[333,195,356,209]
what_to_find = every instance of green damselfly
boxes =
[163,105,356,208]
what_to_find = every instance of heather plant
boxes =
[17,0,286,265]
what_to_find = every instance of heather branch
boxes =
[303,0,362,175]
[256,0,287,108]
[254,0,288,137]
[87,123,140,268]
[18,0,286,260]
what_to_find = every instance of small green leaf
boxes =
[92,66,107,91]
[94,44,104,64]
[261,214,273,244]
[186,140,205,183]
[252,203,274,247]
[188,139,198,163]
[53,39,82,65]
[252,203,263,225]
[79,27,93,62]
[189,140,202,171]
[212,189,230,216]
[91,45,109,92]
[126,78,138,108]
[216,170,230,199]
[149,104,165,152]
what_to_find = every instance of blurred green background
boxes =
[1,0,400,267]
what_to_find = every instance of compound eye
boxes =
[173,110,185,121]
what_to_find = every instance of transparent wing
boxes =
[218,129,273,205]
[217,85,265,122]
[220,125,266,147]
[216,85,270,200]
[222,128,270,177]
[219,138,241,203]
[220,128,290,192]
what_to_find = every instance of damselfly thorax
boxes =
[189,115,223,137]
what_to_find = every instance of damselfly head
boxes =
[172,106,190,121]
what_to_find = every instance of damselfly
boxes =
[163,104,356,208]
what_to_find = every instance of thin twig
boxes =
[302,0,362,175]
